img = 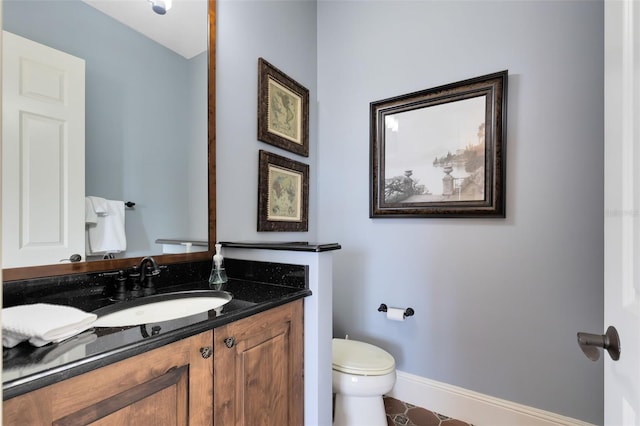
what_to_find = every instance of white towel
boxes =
[87,198,127,255]
[2,303,97,348]
[85,197,98,225]
[86,196,109,215]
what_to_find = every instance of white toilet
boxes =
[332,338,396,426]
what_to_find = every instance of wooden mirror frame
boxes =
[2,0,217,282]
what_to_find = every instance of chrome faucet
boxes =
[139,256,160,293]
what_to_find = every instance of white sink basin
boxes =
[93,291,232,327]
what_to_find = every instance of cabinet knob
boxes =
[200,346,213,359]
[224,337,236,348]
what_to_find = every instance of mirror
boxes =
[1,0,216,281]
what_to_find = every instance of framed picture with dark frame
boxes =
[370,70,507,218]
[258,150,309,232]
[258,58,309,157]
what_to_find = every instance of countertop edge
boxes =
[220,241,341,252]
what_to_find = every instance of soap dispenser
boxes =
[209,243,228,288]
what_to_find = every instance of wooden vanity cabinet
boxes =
[3,299,304,426]
[3,330,213,425]
[213,300,304,426]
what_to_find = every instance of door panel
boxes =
[604,0,640,423]
[2,30,85,267]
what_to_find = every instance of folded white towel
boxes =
[87,199,127,256]
[2,303,97,348]
[86,196,109,215]
[85,197,98,225]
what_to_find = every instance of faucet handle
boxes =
[142,265,160,295]
[128,266,142,292]
[114,270,128,300]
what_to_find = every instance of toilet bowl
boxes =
[332,338,396,426]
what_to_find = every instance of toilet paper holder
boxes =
[378,304,414,318]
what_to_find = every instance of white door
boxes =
[2,31,85,268]
[604,0,640,424]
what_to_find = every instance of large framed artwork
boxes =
[370,71,508,218]
[258,58,309,157]
[258,150,309,232]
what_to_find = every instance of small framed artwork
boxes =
[258,150,309,232]
[370,70,508,218]
[258,58,309,157]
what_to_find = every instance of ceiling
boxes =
[81,0,208,59]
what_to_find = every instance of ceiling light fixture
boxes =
[148,0,172,15]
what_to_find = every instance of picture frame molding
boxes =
[258,150,309,232]
[369,70,508,218]
[258,58,310,157]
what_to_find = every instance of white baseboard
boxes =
[387,371,595,426]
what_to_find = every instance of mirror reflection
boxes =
[2,0,209,269]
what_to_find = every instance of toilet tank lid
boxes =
[332,338,395,376]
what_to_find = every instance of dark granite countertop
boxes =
[2,259,310,400]
[221,241,341,252]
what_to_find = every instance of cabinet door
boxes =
[214,300,304,426]
[3,331,213,425]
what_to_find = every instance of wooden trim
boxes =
[289,299,304,425]
[208,0,217,251]
[2,251,212,281]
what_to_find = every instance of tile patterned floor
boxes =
[384,396,473,426]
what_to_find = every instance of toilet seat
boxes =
[332,338,395,376]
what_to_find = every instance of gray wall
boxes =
[4,0,208,257]
[216,0,317,241]
[317,0,604,424]
[217,0,604,423]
